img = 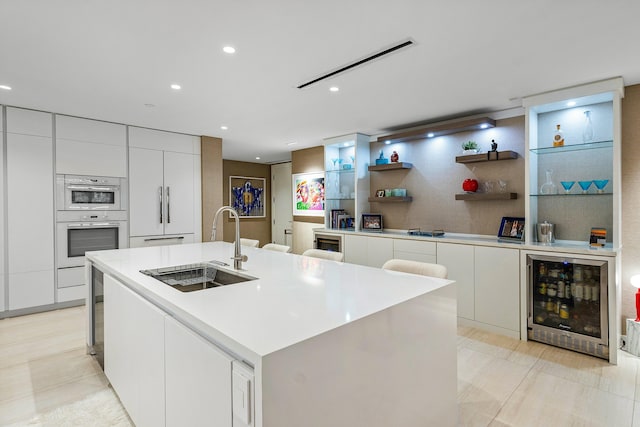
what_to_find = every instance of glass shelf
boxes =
[530,140,612,155]
[531,192,613,197]
[325,197,355,201]
[325,168,356,174]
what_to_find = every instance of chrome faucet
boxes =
[211,206,248,270]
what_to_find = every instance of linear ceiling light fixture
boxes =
[296,38,415,89]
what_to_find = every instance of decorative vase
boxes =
[540,170,558,195]
[582,110,594,143]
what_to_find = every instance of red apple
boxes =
[462,179,478,192]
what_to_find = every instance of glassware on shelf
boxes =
[540,170,558,195]
[330,158,343,170]
[578,180,593,194]
[560,181,575,194]
[582,110,594,143]
[593,179,609,193]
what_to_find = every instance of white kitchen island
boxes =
[86,241,457,427]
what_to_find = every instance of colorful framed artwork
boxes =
[362,213,383,231]
[293,172,325,216]
[498,216,525,242]
[229,176,266,218]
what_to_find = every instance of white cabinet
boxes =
[165,316,234,427]
[55,115,127,177]
[393,239,437,264]
[437,243,475,320]
[344,234,393,267]
[474,246,520,331]
[6,108,55,310]
[103,274,165,427]
[128,127,201,244]
[437,243,520,335]
[0,108,4,313]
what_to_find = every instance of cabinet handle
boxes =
[159,186,163,224]
[166,186,170,223]
[143,236,185,242]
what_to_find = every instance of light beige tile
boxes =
[494,369,634,427]
[458,347,495,397]
[0,373,110,425]
[506,340,547,369]
[532,344,606,388]
[458,356,530,427]
[461,328,520,360]
[0,348,103,402]
[599,350,638,400]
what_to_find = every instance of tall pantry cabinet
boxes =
[0,109,4,313]
[128,127,202,247]
[5,107,55,310]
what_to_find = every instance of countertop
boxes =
[86,242,453,363]
[315,228,619,257]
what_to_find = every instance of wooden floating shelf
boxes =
[368,162,413,171]
[455,150,518,164]
[455,192,517,201]
[368,196,413,203]
[377,117,496,144]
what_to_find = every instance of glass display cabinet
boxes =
[323,133,370,230]
[523,78,623,247]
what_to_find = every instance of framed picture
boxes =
[376,189,385,197]
[498,216,525,242]
[229,176,266,218]
[293,172,325,216]
[362,213,383,231]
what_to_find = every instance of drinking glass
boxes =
[560,181,575,194]
[593,179,609,193]
[578,180,592,194]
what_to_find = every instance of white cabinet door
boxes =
[474,246,520,332]
[55,115,126,177]
[164,151,195,235]
[344,234,368,265]
[165,316,233,427]
[103,274,165,427]
[437,243,475,320]
[0,111,4,312]
[129,147,164,237]
[367,236,394,268]
[6,109,54,310]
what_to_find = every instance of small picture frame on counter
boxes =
[376,189,385,197]
[498,216,525,242]
[589,227,607,247]
[362,213,383,231]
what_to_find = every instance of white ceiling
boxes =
[1,0,640,163]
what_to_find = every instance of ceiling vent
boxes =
[296,38,415,89]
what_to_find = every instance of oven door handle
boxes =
[67,222,121,229]
[66,185,119,191]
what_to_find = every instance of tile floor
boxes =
[2,306,640,426]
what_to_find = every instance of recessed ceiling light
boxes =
[0,85,12,91]
[343,142,350,147]
[223,46,236,54]
[384,140,391,145]
[255,156,261,160]
[427,133,435,138]
[144,103,155,108]
[329,86,339,92]
[567,101,576,107]
[286,142,297,146]
[170,84,181,90]
[220,126,228,130]
[480,123,489,129]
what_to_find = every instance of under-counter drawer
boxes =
[393,239,437,263]
[57,266,85,288]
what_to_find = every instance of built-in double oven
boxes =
[55,175,128,290]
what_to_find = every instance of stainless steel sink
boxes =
[140,262,257,292]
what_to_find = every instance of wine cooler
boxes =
[527,254,609,359]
